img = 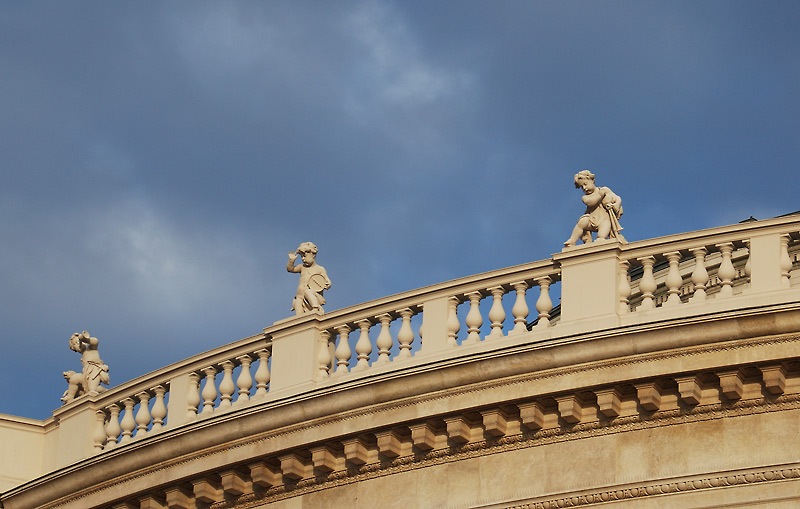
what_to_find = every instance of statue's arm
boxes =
[286,253,301,273]
[321,267,332,289]
[604,187,622,211]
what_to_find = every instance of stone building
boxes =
[2,214,800,508]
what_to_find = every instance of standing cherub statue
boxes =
[564,169,626,247]
[287,242,332,315]
[61,330,110,404]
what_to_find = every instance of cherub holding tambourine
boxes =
[287,242,332,315]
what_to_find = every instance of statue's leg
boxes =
[597,220,611,240]
[565,217,590,246]
[304,288,321,310]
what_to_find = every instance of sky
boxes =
[1,1,798,420]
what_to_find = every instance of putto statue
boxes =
[287,242,332,315]
[564,169,625,247]
[61,331,110,404]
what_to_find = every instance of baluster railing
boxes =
[254,348,271,397]
[663,251,683,307]
[463,292,483,345]
[716,242,736,297]
[510,281,529,334]
[105,403,121,449]
[200,367,218,415]
[354,319,373,371]
[397,308,415,357]
[218,361,235,409]
[618,260,631,314]
[689,247,708,302]
[637,256,657,310]
[151,385,167,430]
[187,372,201,419]
[487,287,506,339]
[235,355,253,405]
[333,325,352,376]
[780,234,792,288]
[534,277,553,328]
[447,296,461,346]
[134,391,151,437]
[375,314,393,365]
[120,398,136,444]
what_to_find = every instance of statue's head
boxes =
[297,242,318,266]
[574,169,596,193]
[68,333,82,352]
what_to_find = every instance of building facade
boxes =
[2,215,800,508]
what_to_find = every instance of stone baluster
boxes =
[235,355,253,404]
[186,372,201,418]
[254,349,271,397]
[663,251,683,307]
[780,234,792,288]
[200,366,218,414]
[689,247,709,302]
[317,331,332,379]
[354,319,373,371]
[716,242,736,297]
[618,260,631,314]
[375,314,393,365]
[464,292,483,344]
[534,277,553,328]
[134,391,152,437]
[218,361,235,409]
[333,325,352,376]
[510,281,529,334]
[93,409,108,452]
[397,308,415,357]
[105,403,121,448]
[151,385,167,431]
[637,256,657,310]
[486,287,506,339]
[446,296,461,346]
[743,241,751,282]
[120,398,136,444]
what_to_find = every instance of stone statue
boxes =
[287,242,332,315]
[564,169,626,247]
[61,331,110,404]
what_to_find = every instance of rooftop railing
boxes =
[23,215,800,473]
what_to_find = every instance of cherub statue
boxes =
[564,169,626,247]
[61,331,110,404]
[286,242,332,315]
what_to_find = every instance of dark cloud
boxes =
[1,1,798,419]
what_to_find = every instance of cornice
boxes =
[38,340,800,508]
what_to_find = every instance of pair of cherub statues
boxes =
[282,170,622,319]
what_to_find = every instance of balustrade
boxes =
[70,216,800,462]
[447,276,559,344]
[623,226,798,312]
[93,342,272,452]
[323,307,421,376]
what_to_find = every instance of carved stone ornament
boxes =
[61,330,110,404]
[564,169,626,247]
[286,242,332,315]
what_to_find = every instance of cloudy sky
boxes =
[2,1,798,420]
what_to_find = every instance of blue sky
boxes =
[1,1,798,420]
